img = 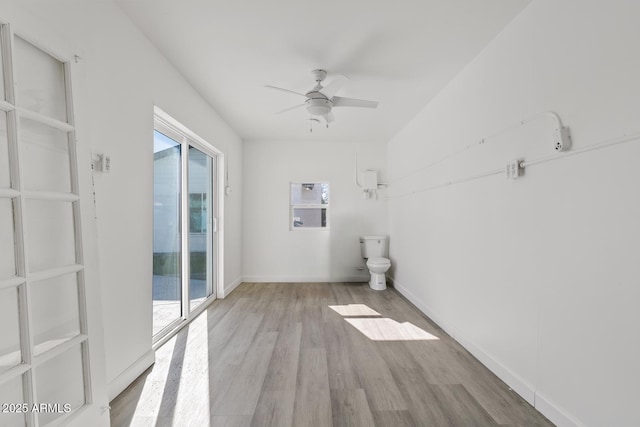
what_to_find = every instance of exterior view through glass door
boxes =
[153,115,218,341]
[152,131,182,336]
[188,146,214,311]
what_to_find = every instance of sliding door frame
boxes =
[153,107,224,345]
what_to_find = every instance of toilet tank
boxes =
[360,235,388,258]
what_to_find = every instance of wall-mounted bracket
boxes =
[92,153,110,173]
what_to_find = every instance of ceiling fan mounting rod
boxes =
[311,69,327,83]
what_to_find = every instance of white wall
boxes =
[387,1,640,426]
[11,0,243,401]
[243,140,387,282]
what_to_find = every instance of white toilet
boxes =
[360,236,391,291]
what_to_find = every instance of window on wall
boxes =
[290,182,329,229]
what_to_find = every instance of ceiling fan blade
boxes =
[332,96,378,108]
[323,112,335,123]
[265,85,307,98]
[319,75,348,99]
[275,104,305,114]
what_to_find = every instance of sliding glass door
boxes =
[188,146,215,311]
[152,131,182,335]
[153,117,218,340]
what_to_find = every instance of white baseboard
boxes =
[242,275,369,283]
[390,278,459,340]
[107,349,155,401]
[455,331,535,405]
[535,391,585,427]
[221,276,242,298]
[391,277,580,426]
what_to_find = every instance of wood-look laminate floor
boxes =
[110,283,554,426]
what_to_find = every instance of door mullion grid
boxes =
[2,23,90,426]
[1,23,15,105]
[3,23,37,427]
[14,89,39,427]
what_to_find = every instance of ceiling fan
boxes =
[266,69,378,125]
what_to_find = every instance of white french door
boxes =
[0,22,102,427]
[153,110,220,342]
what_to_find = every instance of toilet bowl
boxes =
[360,235,391,291]
[366,257,391,291]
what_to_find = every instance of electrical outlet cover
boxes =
[506,159,522,179]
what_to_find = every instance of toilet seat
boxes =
[367,257,391,268]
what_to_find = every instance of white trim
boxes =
[107,349,155,402]
[215,153,225,300]
[0,276,24,290]
[392,278,535,403]
[27,263,83,282]
[0,362,29,386]
[455,331,535,404]
[18,108,75,132]
[32,334,88,366]
[0,99,15,112]
[220,276,242,298]
[0,188,19,198]
[152,316,185,346]
[534,391,585,427]
[242,275,370,283]
[390,276,583,426]
[154,107,223,157]
[22,190,79,202]
[180,120,190,317]
[386,277,459,337]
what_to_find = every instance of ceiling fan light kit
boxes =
[267,69,379,127]
[305,98,333,116]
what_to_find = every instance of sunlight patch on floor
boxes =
[329,304,381,317]
[132,315,211,421]
[345,318,439,341]
[133,336,177,416]
[329,303,439,341]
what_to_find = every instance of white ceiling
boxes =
[115,0,531,143]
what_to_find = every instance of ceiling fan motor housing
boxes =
[305,98,333,116]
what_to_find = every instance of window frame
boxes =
[289,181,330,231]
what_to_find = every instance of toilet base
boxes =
[369,272,387,291]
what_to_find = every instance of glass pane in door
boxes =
[0,287,21,374]
[20,118,71,193]
[14,35,68,122]
[0,375,26,426]
[0,199,16,278]
[25,200,76,272]
[188,146,214,310]
[0,28,4,102]
[0,111,10,188]
[153,130,182,335]
[35,345,85,425]
[31,273,81,355]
